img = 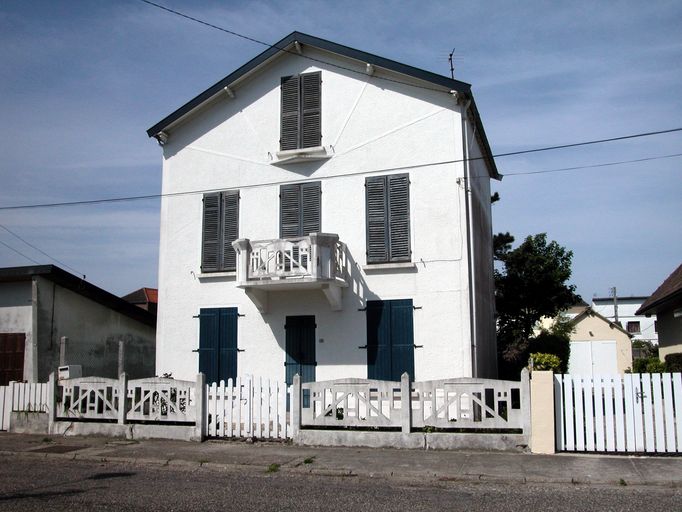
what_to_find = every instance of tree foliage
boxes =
[495,234,580,379]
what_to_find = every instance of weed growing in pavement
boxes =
[267,463,281,473]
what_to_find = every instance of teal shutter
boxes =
[285,316,316,408]
[366,299,414,381]
[199,307,239,384]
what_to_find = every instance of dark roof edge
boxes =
[570,306,632,337]
[0,265,156,327]
[147,31,472,138]
[636,289,682,315]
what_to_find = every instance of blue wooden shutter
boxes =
[199,308,219,384]
[280,75,300,151]
[389,299,415,381]
[365,176,389,263]
[280,182,321,238]
[300,72,321,148]
[301,181,321,235]
[387,174,411,261]
[222,191,239,271]
[366,299,415,381]
[218,308,239,381]
[201,193,221,272]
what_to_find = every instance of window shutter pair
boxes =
[201,191,239,272]
[280,182,321,238]
[280,72,321,151]
[366,174,411,263]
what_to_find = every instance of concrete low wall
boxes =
[295,430,529,452]
[9,412,49,435]
[49,421,201,442]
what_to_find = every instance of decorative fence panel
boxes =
[57,377,120,421]
[206,376,290,439]
[555,373,682,453]
[0,382,50,430]
[127,378,196,423]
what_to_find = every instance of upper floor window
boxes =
[365,174,411,264]
[201,191,239,273]
[280,182,321,238]
[280,71,321,151]
[627,321,641,334]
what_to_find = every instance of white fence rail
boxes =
[555,373,682,453]
[206,376,290,439]
[0,382,50,431]
[127,378,196,423]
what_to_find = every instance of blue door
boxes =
[198,307,239,384]
[285,316,316,408]
[366,299,415,381]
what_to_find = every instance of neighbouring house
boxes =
[123,287,158,315]
[0,265,156,384]
[592,295,657,345]
[636,263,682,361]
[147,32,500,386]
[566,306,633,376]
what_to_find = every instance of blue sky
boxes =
[0,0,680,301]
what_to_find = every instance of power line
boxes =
[0,224,85,277]
[0,144,680,212]
[0,238,41,265]
[138,0,449,94]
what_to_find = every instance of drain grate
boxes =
[31,445,86,454]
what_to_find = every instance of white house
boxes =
[592,296,658,345]
[147,32,501,387]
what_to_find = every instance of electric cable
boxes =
[0,238,41,265]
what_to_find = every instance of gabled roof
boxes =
[147,31,500,180]
[636,263,682,315]
[570,306,632,337]
[123,287,158,305]
[0,265,156,327]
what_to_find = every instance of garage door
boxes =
[568,340,617,376]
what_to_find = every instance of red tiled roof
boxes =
[636,264,682,315]
[143,288,158,304]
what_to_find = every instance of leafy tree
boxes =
[495,233,580,379]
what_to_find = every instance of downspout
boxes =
[459,96,478,378]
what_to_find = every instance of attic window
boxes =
[280,71,321,151]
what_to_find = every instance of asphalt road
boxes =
[0,456,679,512]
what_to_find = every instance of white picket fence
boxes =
[0,382,50,431]
[555,373,682,453]
[206,376,290,439]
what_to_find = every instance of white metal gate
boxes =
[555,373,682,453]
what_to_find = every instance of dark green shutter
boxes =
[387,174,411,261]
[201,193,221,272]
[285,316,316,408]
[280,75,300,151]
[365,175,410,264]
[280,182,321,238]
[300,72,321,148]
[366,299,414,381]
[199,307,238,384]
[222,191,239,271]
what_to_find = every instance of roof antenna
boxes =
[448,47,456,79]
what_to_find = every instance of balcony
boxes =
[232,233,348,312]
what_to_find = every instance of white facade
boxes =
[592,296,658,345]
[152,35,499,384]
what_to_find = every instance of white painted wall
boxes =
[155,48,496,383]
[592,297,658,344]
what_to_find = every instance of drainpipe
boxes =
[460,96,478,378]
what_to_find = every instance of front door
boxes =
[285,316,316,407]
[0,333,25,386]
[198,308,239,384]
[366,299,415,381]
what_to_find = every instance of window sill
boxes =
[197,271,236,280]
[272,146,332,164]
[362,262,417,272]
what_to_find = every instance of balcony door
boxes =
[366,299,415,381]
[285,316,316,407]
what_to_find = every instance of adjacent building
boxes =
[147,32,500,386]
[591,296,657,345]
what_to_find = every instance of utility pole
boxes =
[611,286,619,324]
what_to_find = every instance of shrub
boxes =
[529,352,562,372]
[664,353,682,372]
[633,356,666,373]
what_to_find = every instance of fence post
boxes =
[291,374,301,440]
[59,336,68,366]
[400,372,411,434]
[117,372,128,425]
[530,370,555,454]
[195,372,206,441]
[118,340,125,377]
[47,371,57,434]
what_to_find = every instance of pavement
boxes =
[0,433,680,487]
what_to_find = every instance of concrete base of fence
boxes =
[49,422,203,442]
[9,412,48,435]
[295,430,530,452]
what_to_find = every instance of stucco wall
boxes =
[0,281,34,381]
[656,304,682,360]
[571,313,633,373]
[34,276,156,380]
[156,48,495,383]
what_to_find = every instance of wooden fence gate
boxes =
[555,373,682,453]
